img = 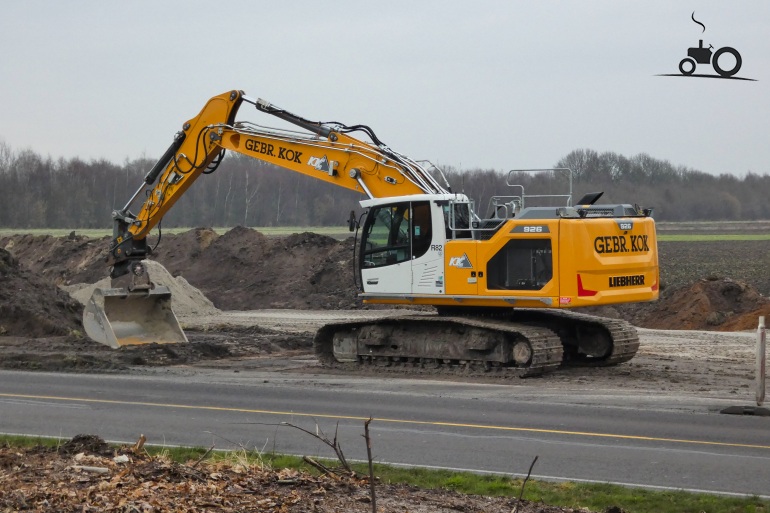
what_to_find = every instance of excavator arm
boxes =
[108,90,448,278]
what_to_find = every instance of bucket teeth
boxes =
[83,286,187,349]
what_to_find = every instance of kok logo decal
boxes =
[448,253,473,269]
[308,155,331,173]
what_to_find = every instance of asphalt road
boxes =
[1,369,769,497]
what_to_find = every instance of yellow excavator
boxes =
[84,89,659,376]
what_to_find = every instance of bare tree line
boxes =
[0,141,768,229]
[441,149,770,221]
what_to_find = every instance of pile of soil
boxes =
[151,227,359,310]
[608,277,770,331]
[0,436,605,513]
[0,233,109,285]
[1,227,359,311]
[0,247,81,337]
[651,278,769,331]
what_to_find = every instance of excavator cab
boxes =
[355,170,658,312]
[357,194,476,297]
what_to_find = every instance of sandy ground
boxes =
[167,309,765,404]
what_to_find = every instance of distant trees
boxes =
[0,141,768,229]
[0,146,364,229]
[552,149,770,220]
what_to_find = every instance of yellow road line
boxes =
[1,392,768,451]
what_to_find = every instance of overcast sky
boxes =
[1,1,768,176]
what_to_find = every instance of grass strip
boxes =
[659,234,770,242]
[2,435,767,513]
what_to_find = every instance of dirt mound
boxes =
[612,277,769,331]
[2,228,359,311]
[151,227,359,310]
[58,434,111,456]
[1,233,109,285]
[717,304,770,331]
[0,248,81,337]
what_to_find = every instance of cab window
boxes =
[411,202,432,259]
[362,202,411,268]
[443,202,472,239]
[361,201,432,268]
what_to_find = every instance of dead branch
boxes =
[282,421,353,474]
[71,465,109,475]
[364,417,377,513]
[191,444,215,469]
[512,455,538,513]
[302,456,338,479]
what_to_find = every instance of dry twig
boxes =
[282,421,353,474]
[71,465,109,474]
[512,455,538,513]
[302,456,338,478]
[191,444,215,469]
[131,434,146,454]
[363,417,377,513]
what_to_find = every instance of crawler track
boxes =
[510,309,640,366]
[314,310,640,378]
[315,315,563,377]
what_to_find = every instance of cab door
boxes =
[411,201,445,294]
[359,202,413,294]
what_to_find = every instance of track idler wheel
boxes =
[512,340,533,366]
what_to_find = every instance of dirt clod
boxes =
[58,434,111,456]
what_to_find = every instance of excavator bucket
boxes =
[83,286,188,349]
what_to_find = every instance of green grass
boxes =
[0,434,63,449]
[349,463,769,513]
[658,233,770,242]
[3,434,768,513]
